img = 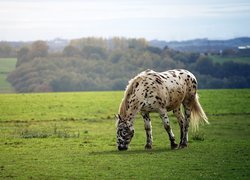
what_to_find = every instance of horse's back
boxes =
[133,69,198,112]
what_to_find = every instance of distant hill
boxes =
[149,37,250,53]
[3,37,250,54]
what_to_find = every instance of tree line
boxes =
[7,38,250,92]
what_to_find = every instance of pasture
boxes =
[0,89,250,179]
[210,55,250,64]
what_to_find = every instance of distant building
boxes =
[238,45,250,56]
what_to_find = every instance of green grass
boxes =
[0,58,17,92]
[0,90,250,179]
[210,55,250,64]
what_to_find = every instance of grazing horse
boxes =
[116,69,209,151]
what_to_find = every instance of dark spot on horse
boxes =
[178,76,181,79]
[155,96,162,101]
[145,93,148,98]
[160,74,167,80]
[192,79,197,84]
[193,85,196,89]
[171,81,173,83]
[155,78,162,84]
[169,71,177,77]
[180,72,184,75]
[135,82,139,88]
[187,75,190,78]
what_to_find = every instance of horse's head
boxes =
[116,115,134,151]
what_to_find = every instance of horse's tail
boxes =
[190,93,209,131]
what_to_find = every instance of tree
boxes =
[63,45,80,57]
[195,56,215,75]
[81,46,107,59]
[29,40,48,59]
[16,47,30,67]
[0,43,15,57]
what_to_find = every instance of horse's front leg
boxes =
[141,112,153,149]
[160,110,178,149]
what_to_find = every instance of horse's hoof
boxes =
[178,143,187,149]
[171,143,178,150]
[145,144,152,150]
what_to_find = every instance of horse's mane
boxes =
[119,71,148,118]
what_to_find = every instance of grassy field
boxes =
[0,58,17,93]
[0,90,250,179]
[210,55,250,64]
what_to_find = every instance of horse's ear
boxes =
[115,114,121,127]
[115,114,121,120]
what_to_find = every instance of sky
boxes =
[0,0,250,41]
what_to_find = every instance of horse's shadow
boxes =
[89,147,176,156]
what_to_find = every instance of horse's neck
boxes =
[121,103,139,123]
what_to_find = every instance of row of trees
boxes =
[0,42,17,58]
[7,38,250,92]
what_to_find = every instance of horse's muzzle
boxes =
[118,145,128,151]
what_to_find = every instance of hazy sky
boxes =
[1,0,250,41]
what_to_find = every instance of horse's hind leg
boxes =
[180,103,192,148]
[159,110,178,149]
[141,112,153,149]
[173,107,185,148]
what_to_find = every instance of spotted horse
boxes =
[116,69,209,151]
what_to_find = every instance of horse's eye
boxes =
[121,130,125,136]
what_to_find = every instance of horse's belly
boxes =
[165,86,186,111]
[140,99,162,112]
[166,98,183,111]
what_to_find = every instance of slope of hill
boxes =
[150,37,250,53]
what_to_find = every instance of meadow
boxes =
[210,55,250,64]
[0,89,250,179]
